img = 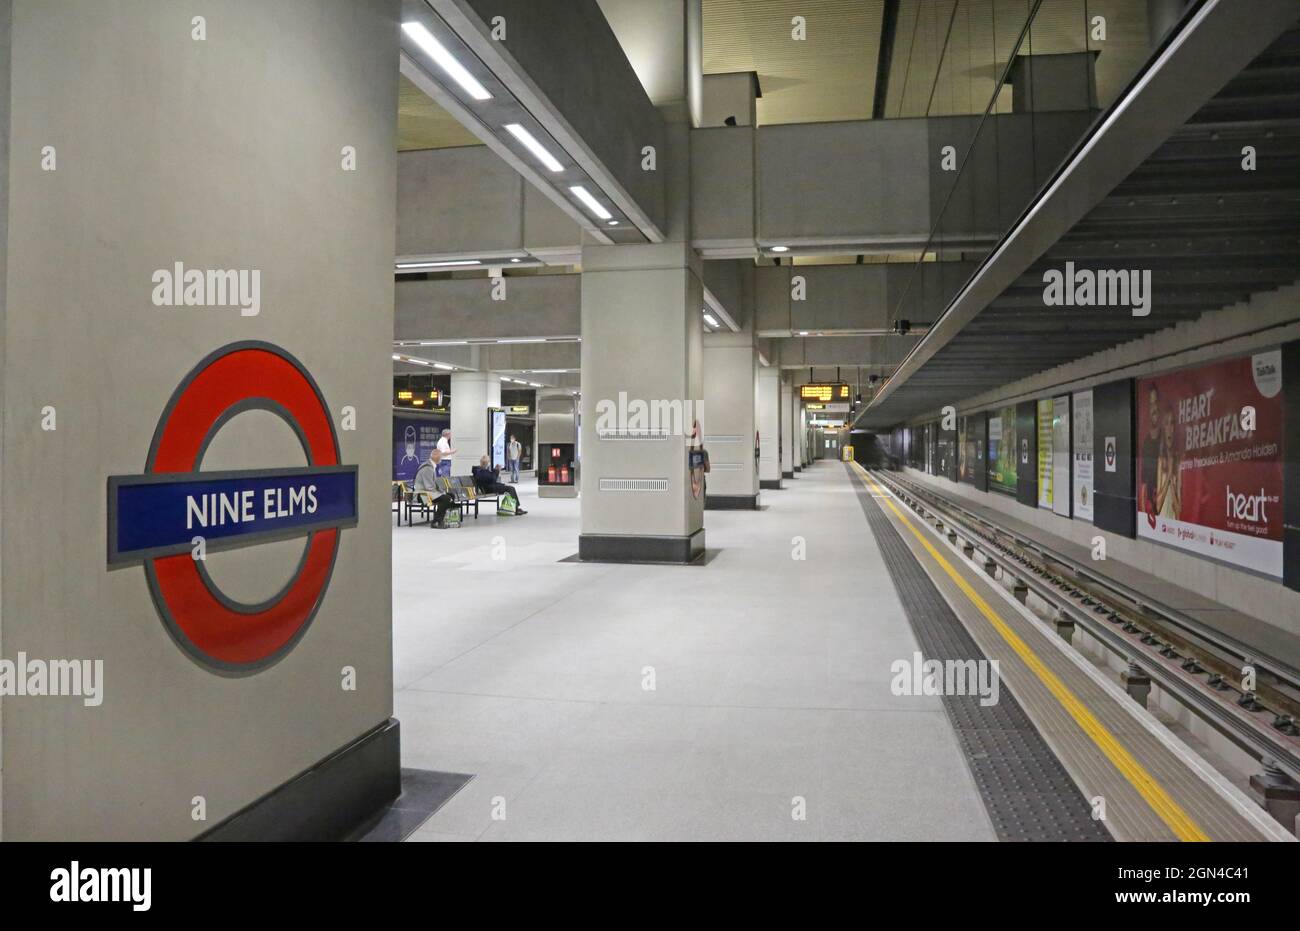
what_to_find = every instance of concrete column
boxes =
[798,406,809,468]
[449,371,501,475]
[780,379,795,478]
[0,0,399,840]
[702,329,759,509]
[579,241,704,562]
[756,363,782,489]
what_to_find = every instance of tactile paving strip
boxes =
[849,465,1111,842]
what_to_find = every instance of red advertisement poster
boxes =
[1136,349,1284,577]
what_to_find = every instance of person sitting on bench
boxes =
[472,455,527,515]
[413,451,452,527]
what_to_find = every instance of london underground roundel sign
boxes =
[107,342,357,675]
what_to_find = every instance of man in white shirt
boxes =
[507,435,522,483]
[435,429,456,477]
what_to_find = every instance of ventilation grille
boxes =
[598,478,669,492]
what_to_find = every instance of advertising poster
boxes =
[490,409,507,469]
[957,418,968,482]
[392,414,448,481]
[987,407,1018,494]
[1052,396,1070,517]
[1037,398,1054,509]
[1072,389,1094,522]
[1136,349,1285,577]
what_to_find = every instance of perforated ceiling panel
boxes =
[703,0,886,124]
[397,73,484,152]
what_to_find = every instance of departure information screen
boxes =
[800,383,850,403]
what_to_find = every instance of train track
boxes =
[867,468,1300,793]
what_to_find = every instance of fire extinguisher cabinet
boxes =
[537,393,579,499]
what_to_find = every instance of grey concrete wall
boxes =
[927,111,1098,241]
[756,365,781,483]
[449,371,500,473]
[480,341,580,373]
[702,259,750,327]
[1,0,398,839]
[398,147,522,256]
[399,112,1089,261]
[751,112,1093,251]
[757,119,932,246]
[397,147,581,259]
[755,262,979,335]
[779,335,917,368]
[395,274,581,340]
[0,0,10,833]
[690,127,754,249]
[702,329,758,499]
[780,380,794,475]
[580,242,704,538]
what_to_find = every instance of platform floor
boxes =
[392,463,996,841]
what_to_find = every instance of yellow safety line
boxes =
[853,464,1210,842]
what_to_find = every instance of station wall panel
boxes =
[1092,379,1137,539]
[1016,401,1038,508]
[939,422,958,482]
[961,414,988,492]
[1284,340,1300,592]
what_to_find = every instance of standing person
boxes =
[435,429,456,478]
[472,455,527,514]
[507,434,522,483]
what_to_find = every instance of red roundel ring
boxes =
[143,342,342,674]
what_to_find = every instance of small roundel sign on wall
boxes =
[107,342,357,675]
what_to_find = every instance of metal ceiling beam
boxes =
[872,0,901,121]
[866,0,1300,411]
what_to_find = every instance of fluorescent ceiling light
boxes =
[510,258,521,263]
[396,260,481,270]
[527,382,541,387]
[433,363,455,371]
[607,220,619,226]
[703,313,720,328]
[771,245,790,253]
[392,354,402,361]
[797,330,809,336]
[420,340,468,346]
[569,185,612,221]
[401,22,492,101]
[504,123,564,173]
[498,337,546,344]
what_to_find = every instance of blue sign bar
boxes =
[109,466,358,564]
